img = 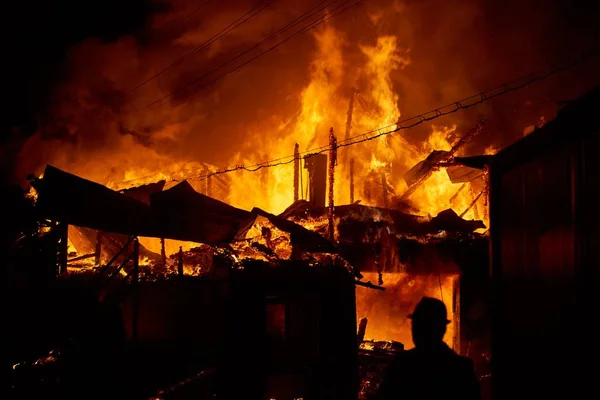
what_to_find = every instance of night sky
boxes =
[2,0,600,180]
[3,0,162,136]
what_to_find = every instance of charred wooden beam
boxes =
[160,238,166,265]
[459,190,484,218]
[294,143,300,201]
[483,165,490,222]
[350,158,355,204]
[400,121,486,200]
[355,280,386,291]
[449,183,468,204]
[67,253,96,263]
[178,246,184,277]
[357,317,368,344]
[132,237,139,341]
[96,236,135,279]
[328,128,337,243]
[106,250,135,281]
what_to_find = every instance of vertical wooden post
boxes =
[178,246,184,277]
[132,237,140,341]
[160,238,166,265]
[357,317,368,344]
[328,128,337,243]
[483,165,490,222]
[94,231,102,266]
[453,277,461,354]
[300,157,304,200]
[294,143,300,202]
[350,158,355,204]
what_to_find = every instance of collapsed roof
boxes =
[35,164,487,271]
[34,165,336,254]
[280,200,485,235]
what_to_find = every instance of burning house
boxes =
[15,2,599,398]
[13,126,492,399]
[18,164,358,399]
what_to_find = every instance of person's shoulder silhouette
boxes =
[377,297,481,400]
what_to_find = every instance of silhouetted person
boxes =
[377,297,482,400]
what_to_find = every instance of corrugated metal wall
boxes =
[490,125,600,399]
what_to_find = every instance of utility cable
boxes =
[180,0,214,24]
[116,48,600,187]
[143,0,360,107]
[128,0,278,94]
[143,0,358,107]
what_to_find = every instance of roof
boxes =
[280,200,485,234]
[35,165,337,253]
[492,84,600,172]
[36,165,155,237]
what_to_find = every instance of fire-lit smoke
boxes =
[356,272,458,349]
[12,0,600,223]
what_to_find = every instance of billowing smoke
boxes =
[11,0,600,199]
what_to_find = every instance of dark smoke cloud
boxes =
[9,0,600,186]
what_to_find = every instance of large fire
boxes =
[224,27,489,224]
[18,11,493,226]
[356,272,458,348]
[19,2,500,351]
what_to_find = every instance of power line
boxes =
[144,0,214,31]
[144,0,360,108]
[180,0,214,24]
[128,0,278,94]
[158,48,598,183]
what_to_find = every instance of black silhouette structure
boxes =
[377,296,481,400]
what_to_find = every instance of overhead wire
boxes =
[116,48,599,187]
[144,0,214,31]
[180,0,214,24]
[119,47,597,185]
[143,0,361,108]
[128,0,278,94]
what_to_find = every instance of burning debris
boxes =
[29,160,489,379]
[21,26,495,392]
[32,165,349,278]
[32,161,487,283]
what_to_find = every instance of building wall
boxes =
[490,124,600,399]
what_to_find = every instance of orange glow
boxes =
[23,24,490,230]
[29,14,489,300]
[219,28,488,228]
[356,272,459,350]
